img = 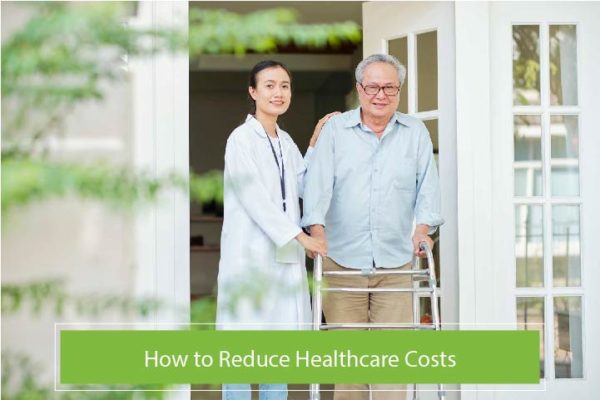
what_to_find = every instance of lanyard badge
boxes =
[266,135,286,212]
[266,135,300,264]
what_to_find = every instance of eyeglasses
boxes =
[359,83,401,96]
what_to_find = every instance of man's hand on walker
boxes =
[303,225,327,259]
[296,231,327,259]
[413,225,433,258]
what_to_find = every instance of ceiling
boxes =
[190,70,354,93]
[189,1,362,90]
[189,1,363,25]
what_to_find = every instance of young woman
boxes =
[216,60,336,400]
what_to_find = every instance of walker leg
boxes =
[412,383,418,400]
[437,383,446,400]
[310,256,324,400]
[309,383,320,400]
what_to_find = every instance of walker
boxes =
[309,241,446,400]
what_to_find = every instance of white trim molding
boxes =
[130,2,190,398]
[455,2,495,399]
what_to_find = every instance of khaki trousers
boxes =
[322,257,413,400]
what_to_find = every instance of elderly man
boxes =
[302,54,444,400]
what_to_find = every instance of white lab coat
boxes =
[216,115,312,330]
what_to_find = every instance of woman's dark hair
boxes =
[248,60,292,114]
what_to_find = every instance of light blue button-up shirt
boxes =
[301,107,444,269]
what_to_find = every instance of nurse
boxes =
[216,60,333,400]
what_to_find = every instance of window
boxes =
[512,24,582,379]
[388,30,440,317]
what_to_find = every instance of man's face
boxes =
[356,62,401,121]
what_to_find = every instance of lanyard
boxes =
[266,135,287,212]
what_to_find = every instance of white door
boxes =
[490,2,600,399]
[363,2,458,399]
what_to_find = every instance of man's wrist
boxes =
[414,224,430,236]
[309,224,325,236]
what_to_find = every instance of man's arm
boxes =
[412,123,444,256]
[302,120,336,257]
[301,121,335,229]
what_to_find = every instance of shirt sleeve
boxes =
[304,146,315,168]
[300,122,335,228]
[224,135,302,247]
[415,123,445,234]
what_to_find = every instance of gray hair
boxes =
[355,54,407,86]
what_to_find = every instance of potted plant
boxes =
[190,170,224,216]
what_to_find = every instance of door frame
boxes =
[130,0,190,346]
[366,1,600,398]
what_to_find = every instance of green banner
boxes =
[60,330,539,384]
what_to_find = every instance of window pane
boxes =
[419,296,440,324]
[417,30,438,112]
[515,205,544,287]
[550,25,578,106]
[420,297,431,322]
[421,119,440,289]
[517,297,545,378]
[514,115,543,197]
[550,115,579,196]
[513,25,541,105]
[552,205,581,287]
[388,37,408,114]
[423,119,439,154]
[424,119,439,169]
[418,230,440,289]
[554,296,583,378]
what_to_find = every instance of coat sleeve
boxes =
[225,135,302,248]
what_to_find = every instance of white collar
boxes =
[245,114,286,141]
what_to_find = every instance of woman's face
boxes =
[249,66,291,117]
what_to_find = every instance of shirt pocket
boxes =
[392,157,418,192]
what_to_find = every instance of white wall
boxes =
[1,2,138,385]
[1,4,190,397]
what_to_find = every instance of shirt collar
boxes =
[343,106,410,129]
[246,114,285,140]
[343,107,362,128]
